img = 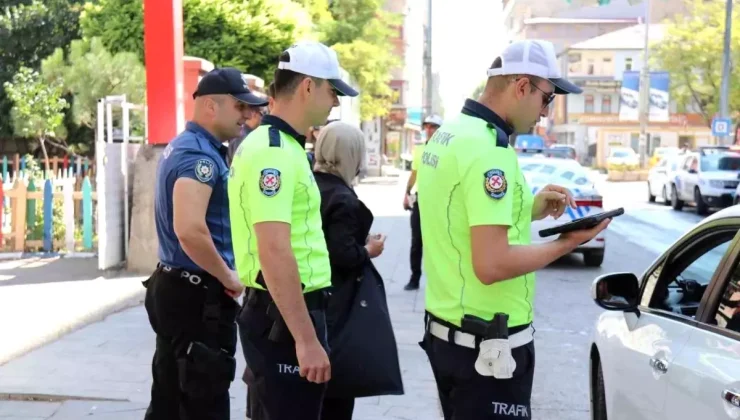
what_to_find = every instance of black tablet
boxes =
[538,207,624,238]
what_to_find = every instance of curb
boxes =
[0,280,146,366]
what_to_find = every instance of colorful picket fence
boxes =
[1,154,95,183]
[0,174,97,253]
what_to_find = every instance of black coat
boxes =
[314,171,374,288]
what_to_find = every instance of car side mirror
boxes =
[591,272,640,312]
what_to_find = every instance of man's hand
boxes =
[295,338,331,383]
[531,184,577,221]
[403,194,411,210]
[220,270,245,299]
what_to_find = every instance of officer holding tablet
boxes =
[415,39,612,419]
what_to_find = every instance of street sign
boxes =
[712,118,732,137]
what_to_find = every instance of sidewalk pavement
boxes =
[0,172,445,419]
[0,256,147,366]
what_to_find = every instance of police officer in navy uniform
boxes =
[144,67,269,420]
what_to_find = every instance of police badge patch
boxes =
[484,169,507,199]
[195,159,215,183]
[259,168,281,197]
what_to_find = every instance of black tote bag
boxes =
[325,262,405,399]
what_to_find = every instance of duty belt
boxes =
[425,313,534,350]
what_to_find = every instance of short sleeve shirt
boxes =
[228,115,331,293]
[411,143,425,171]
[155,122,233,272]
[417,99,535,328]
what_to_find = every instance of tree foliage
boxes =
[651,0,740,126]
[41,37,146,130]
[3,67,69,166]
[80,0,313,81]
[0,0,83,136]
[313,0,402,120]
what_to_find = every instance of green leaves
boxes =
[3,66,69,140]
[651,0,740,125]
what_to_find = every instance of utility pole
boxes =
[637,0,651,168]
[423,0,433,118]
[719,0,733,145]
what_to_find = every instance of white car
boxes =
[520,155,606,266]
[607,147,640,169]
[669,151,740,215]
[589,205,740,420]
[647,154,682,204]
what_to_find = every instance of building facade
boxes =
[551,24,711,168]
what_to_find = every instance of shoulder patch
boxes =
[484,169,507,199]
[268,127,282,147]
[259,168,281,197]
[195,159,215,183]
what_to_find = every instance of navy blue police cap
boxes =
[193,67,269,106]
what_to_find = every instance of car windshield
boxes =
[520,160,592,188]
[611,150,632,158]
[700,154,740,172]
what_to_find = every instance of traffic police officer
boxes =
[403,114,443,291]
[145,67,268,420]
[228,41,359,420]
[416,40,611,419]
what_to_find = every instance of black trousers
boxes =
[143,266,239,420]
[321,397,355,420]
[410,200,423,283]
[239,288,329,420]
[420,331,536,420]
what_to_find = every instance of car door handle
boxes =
[649,357,668,373]
[722,389,740,408]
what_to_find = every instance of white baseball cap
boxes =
[277,41,359,97]
[423,114,444,127]
[486,40,582,95]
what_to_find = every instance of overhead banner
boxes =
[619,70,670,123]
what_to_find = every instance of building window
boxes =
[585,95,595,113]
[625,58,633,71]
[587,59,595,75]
[601,95,612,114]
[392,87,402,105]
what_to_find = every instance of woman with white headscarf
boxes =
[313,121,402,419]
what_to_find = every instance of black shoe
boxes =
[404,281,419,291]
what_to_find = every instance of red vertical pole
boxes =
[143,0,184,144]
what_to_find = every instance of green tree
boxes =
[651,0,740,126]
[41,37,146,132]
[80,0,312,81]
[3,67,70,169]
[315,0,401,121]
[0,0,83,136]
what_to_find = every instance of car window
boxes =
[520,160,592,188]
[641,230,736,319]
[712,268,740,334]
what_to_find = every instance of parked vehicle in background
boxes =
[549,143,577,160]
[649,146,679,168]
[514,134,545,152]
[588,205,740,420]
[607,146,640,171]
[670,151,740,215]
[647,154,682,204]
[519,151,606,266]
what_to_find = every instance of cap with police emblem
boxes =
[193,67,270,106]
[423,114,444,127]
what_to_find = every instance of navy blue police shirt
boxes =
[155,121,234,272]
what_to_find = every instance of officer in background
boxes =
[416,40,610,419]
[228,41,359,420]
[145,68,269,420]
[403,114,442,291]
